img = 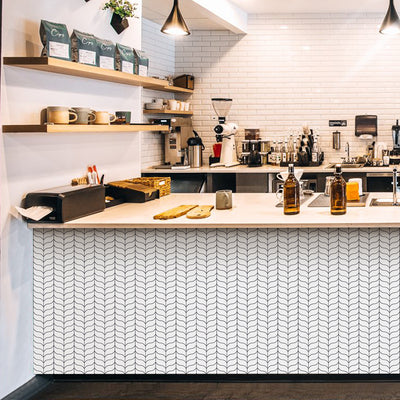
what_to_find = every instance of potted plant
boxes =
[103,0,138,34]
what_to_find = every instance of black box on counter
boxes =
[173,74,194,90]
[106,181,159,203]
[23,184,105,223]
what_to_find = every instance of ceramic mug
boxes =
[115,111,131,125]
[47,106,77,124]
[216,189,232,210]
[167,99,177,110]
[94,111,117,125]
[72,107,96,125]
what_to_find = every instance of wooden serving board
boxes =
[153,205,198,220]
[186,205,214,219]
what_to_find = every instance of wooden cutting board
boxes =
[186,205,214,219]
[153,205,198,220]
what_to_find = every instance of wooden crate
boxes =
[128,177,171,197]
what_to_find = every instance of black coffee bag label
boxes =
[40,20,71,60]
[96,37,115,70]
[115,43,135,74]
[71,30,98,66]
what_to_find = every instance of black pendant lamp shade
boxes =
[380,0,400,34]
[161,0,190,36]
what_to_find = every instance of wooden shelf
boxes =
[3,57,194,94]
[2,124,169,134]
[159,86,194,94]
[143,109,193,115]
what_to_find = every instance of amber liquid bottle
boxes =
[330,164,347,215]
[283,164,300,215]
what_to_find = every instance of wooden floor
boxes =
[31,381,400,400]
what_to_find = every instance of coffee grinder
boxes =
[210,98,240,168]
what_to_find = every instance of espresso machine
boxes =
[210,98,240,168]
[391,119,400,164]
[152,117,193,168]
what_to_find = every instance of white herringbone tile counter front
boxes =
[33,228,400,374]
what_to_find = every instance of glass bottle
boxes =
[275,141,282,165]
[281,140,288,164]
[268,141,276,165]
[330,164,347,215]
[288,135,294,162]
[283,164,300,215]
[311,136,319,163]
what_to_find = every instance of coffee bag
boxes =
[40,20,71,60]
[133,49,149,76]
[71,30,98,66]
[96,37,115,70]
[115,43,135,74]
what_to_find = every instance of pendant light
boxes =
[380,0,400,35]
[161,0,190,36]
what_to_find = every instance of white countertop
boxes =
[29,192,400,229]
[142,165,394,174]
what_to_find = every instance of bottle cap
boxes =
[335,164,342,174]
[288,163,294,173]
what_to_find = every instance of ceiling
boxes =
[229,0,389,14]
[143,0,230,30]
[143,0,389,32]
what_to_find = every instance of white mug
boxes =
[167,99,177,110]
[94,111,117,125]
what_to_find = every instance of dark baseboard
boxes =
[5,373,400,399]
[2,376,53,400]
[47,374,400,383]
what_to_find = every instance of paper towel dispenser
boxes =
[23,184,105,223]
[355,115,377,139]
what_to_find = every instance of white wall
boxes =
[175,14,400,162]
[0,0,142,397]
[141,19,175,168]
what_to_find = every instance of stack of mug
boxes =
[45,106,132,125]
[144,98,191,112]
[167,99,191,112]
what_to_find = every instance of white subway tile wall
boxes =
[175,14,400,163]
[141,19,175,167]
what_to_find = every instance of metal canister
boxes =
[333,131,340,150]
[260,152,268,165]
[241,152,250,165]
[250,140,260,152]
[242,140,250,153]
[260,140,271,152]
[188,145,203,168]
